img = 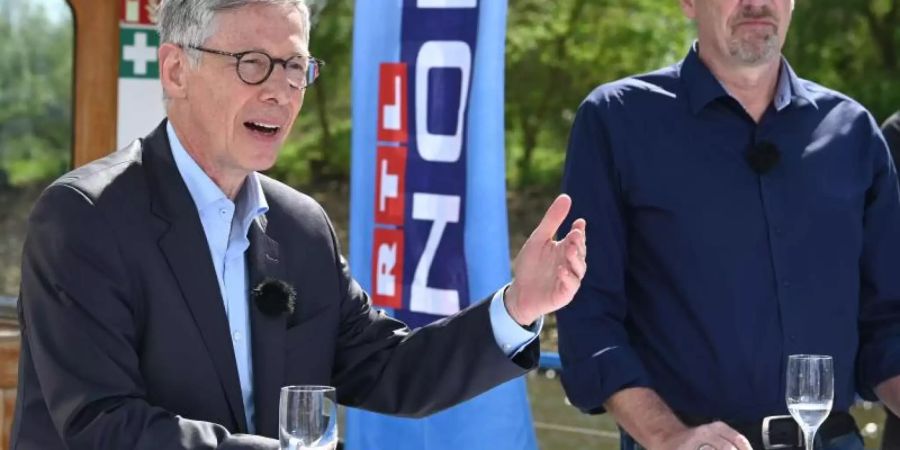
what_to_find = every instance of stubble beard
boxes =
[728,30,780,66]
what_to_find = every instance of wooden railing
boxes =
[0,297,19,450]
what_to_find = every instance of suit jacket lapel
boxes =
[248,215,287,437]
[143,120,249,433]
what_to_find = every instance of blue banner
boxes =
[346,0,538,449]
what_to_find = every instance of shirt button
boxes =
[233,331,242,341]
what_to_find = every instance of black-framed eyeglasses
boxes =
[189,45,325,89]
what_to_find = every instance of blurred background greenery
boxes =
[1,0,897,191]
[0,0,898,448]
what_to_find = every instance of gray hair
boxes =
[157,0,310,65]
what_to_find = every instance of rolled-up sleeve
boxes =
[856,116,900,399]
[556,96,652,414]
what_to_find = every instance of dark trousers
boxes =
[621,430,864,450]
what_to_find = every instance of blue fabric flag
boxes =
[345,1,538,449]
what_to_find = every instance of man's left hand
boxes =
[504,194,587,326]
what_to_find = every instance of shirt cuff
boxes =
[858,334,900,400]
[559,344,652,414]
[488,284,543,357]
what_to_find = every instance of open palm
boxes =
[505,195,587,326]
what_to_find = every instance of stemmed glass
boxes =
[279,385,338,450]
[786,355,834,450]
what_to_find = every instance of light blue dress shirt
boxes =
[167,123,540,434]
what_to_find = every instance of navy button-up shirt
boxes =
[557,44,900,421]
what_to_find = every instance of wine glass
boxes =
[786,355,834,450]
[279,385,338,450]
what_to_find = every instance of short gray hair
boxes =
[157,0,310,64]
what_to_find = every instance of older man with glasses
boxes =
[10,1,588,449]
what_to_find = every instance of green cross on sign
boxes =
[120,27,160,79]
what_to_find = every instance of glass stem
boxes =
[805,429,816,450]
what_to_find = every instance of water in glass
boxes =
[786,354,834,450]
[279,385,338,450]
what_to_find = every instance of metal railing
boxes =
[539,351,561,370]
[0,296,17,326]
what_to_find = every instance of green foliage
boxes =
[268,116,352,187]
[783,0,900,123]
[505,0,900,192]
[505,0,693,189]
[0,0,73,187]
[0,0,897,193]
[267,0,355,188]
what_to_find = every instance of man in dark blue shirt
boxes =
[884,111,900,160]
[557,1,900,449]
[881,109,900,450]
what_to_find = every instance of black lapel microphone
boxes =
[745,141,781,175]
[251,278,296,317]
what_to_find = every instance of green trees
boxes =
[505,0,693,188]
[0,0,896,190]
[267,0,355,187]
[505,0,900,191]
[784,0,899,122]
[0,0,72,187]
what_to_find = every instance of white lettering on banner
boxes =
[378,159,399,212]
[409,193,461,315]
[415,41,471,163]
[123,32,158,76]
[376,243,398,297]
[383,76,403,131]
[417,0,477,8]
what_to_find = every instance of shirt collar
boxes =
[167,121,268,223]
[238,164,269,228]
[781,59,818,109]
[680,41,817,115]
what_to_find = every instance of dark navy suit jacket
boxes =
[11,121,537,449]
